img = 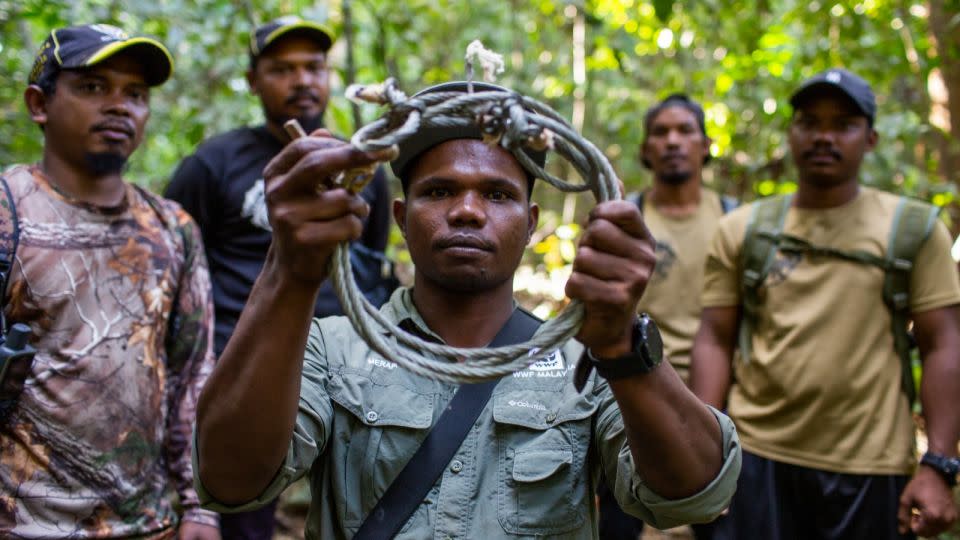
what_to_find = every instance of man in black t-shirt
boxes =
[165,16,394,540]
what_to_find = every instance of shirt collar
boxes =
[383,286,522,347]
[382,287,445,344]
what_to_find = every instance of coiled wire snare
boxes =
[313,48,622,382]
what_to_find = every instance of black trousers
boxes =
[707,450,915,540]
[597,473,717,540]
[598,475,644,539]
[219,499,278,540]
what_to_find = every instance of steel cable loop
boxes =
[328,78,620,382]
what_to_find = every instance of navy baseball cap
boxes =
[250,16,334,60]
[790,68,876,124]
[29,24,173,87]
[389,81,548,182]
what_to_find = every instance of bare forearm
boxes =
[196,252,321,504]
[690,341,733,410]
[921,349,960,457]
[609,364,724,499]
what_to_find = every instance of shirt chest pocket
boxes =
[328,371,436,529]
[492,390,598,535]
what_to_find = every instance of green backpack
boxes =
[739,193,941,405]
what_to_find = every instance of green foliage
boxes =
[0,0,957,212]
[3,5,960,531]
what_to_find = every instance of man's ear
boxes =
[392,198,406,236]
[246,69,259,96]
[639,140,652,170]
[527,203,539,244]
[866,128,878,152]
[24,85,49,127]
[703,135,713,165]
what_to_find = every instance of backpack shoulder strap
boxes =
[0,174,20,333]
[883,196,940,405]
[738,194,792,363]
[720,195,739,214]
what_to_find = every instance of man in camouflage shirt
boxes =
[0,25,219,538]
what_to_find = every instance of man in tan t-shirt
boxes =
[600,94,732,540]
[635,94,736,385]
[691,69,960,540]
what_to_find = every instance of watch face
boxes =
[640,316,664,364]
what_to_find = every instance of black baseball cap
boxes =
[790,68,876,124]
[250,16,334,60]
[28,24,173,87]
[389,81,548,183]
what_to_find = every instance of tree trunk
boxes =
[343,0,362,131]
[926,0,960,236]
[927,0,960,182]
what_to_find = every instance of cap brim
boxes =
[84,38,174,86]
[789,81,870,118]
[262,22,334,53]
[391,125,487,179]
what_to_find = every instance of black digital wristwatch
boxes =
[920,452,960,487]
[584,313,664,379]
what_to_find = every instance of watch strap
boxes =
[573,316,661,391]
[586,345,659,380]
[920,452,960,487]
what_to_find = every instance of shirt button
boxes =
[546,412,557,423]
[450,460,463,473]
[365,411,379,423]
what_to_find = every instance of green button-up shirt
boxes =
[196,288,741,538]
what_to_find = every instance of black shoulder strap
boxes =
[0,175,20,333]
[354,308,543,540]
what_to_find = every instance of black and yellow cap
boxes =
[29,24,173,87]
[250,16,334,59]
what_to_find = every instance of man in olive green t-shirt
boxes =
[600,94,732,540]
[691,69,960,540]
[193,81,742,539]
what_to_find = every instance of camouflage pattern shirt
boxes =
[0,165,218,538]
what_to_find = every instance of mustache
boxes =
[90,120,135,136]
[801,147,842,161]
[286,90,320,105]
[434,234,494,251]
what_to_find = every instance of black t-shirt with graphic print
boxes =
[165,125,393,355]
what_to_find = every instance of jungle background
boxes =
[2,0,960,538]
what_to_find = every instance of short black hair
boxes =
[31,66,59,132]
[248,28,330,71]
[34,65,60,97]
[641,93,711,168]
